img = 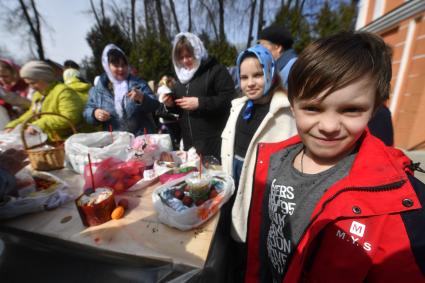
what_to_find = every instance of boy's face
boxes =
[240,57,265,101]
[291,78,375,165]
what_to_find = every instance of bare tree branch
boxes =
[90,0,102,29]
[218,0,225,41]
[131,0,136,42]
[247,0,257,48]
[200,1,218,41]
[18,0,44,59]
[155,0,167,39]
[168,0,180,33]
[257,0,265,37]
[187,0,192,32]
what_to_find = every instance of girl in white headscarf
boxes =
[163,32,235,159]
[83,44,160,135]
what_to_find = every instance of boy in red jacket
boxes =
[243,32,425,283]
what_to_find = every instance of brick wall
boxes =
[384,16,425,150]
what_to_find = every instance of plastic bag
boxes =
[0,171,72,219]
[154,148,201,184]
[131,134,173,166]
[152,172,235,231]
[13,168,36,197]
[0,124,47,152]
[132,134,173,153]
[83,157,146,194]
[65,131,134,174]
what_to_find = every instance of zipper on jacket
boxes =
[185,83,194,145]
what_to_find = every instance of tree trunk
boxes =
[131,0,136,42]
[155,0,167,39]
[143,0,150,32]
[100,0,105,21]
[246,0,257,48]
[200,1,218,41]
[168,0,180,33]
[218,0,225,41]
[18,0,44,59]
[90,0,104,36]
[187,0,192,32]
[256,0,265,37]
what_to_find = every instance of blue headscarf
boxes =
[236,44,276,120]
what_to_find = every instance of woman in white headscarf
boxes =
[163,32,235,159]
[83,44,159,135]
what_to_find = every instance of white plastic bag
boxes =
[0,124,47,151]
[152,172,235,231]
[64,131,134,174]
[0,171,73,219]
[131,134,173,166]
[132,134,173,152]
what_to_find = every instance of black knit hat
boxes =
[258,25,294,49]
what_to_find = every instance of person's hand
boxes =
[0,149,29,175]
[25,126,38,135]
[175,97,199,111]
[162,94,175,108]
[4,128,13,133]
[94,109,111,122]
[128,88,144,104]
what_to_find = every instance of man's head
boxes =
[258,25,293,59]
[288,31,392,165]
[63,60,80,70]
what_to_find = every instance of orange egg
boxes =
[111,206,125,219]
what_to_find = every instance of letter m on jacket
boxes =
[350,221,366,237]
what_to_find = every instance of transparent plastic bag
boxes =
[0,171,72,219]
[65,131,134,174]
[152,172,235,231]
[83,157,146,194]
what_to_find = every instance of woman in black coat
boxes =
[163,32,235,159]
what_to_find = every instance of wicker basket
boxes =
[21,112,77,171]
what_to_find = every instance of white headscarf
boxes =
[172,32,208,84]
[101,44,129,118]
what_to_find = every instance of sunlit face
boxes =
[0,69,15,86]
[240,57,265,101]
[109,60,128,81]
[258,39,282,60]
[291,77,375,166]
[24,78,49,92]
[178,48,195,70]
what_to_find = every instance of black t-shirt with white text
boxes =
[259,143,356,283]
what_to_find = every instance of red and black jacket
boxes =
[245,131,425,283]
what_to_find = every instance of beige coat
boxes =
[221,90,297,242]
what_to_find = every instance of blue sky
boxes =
[0,0,93,64]
[0,0,279,65]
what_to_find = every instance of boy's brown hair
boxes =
[287,31,392,109]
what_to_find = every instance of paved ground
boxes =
[404,150,425,183]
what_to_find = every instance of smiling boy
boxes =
[242,32,425,283]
